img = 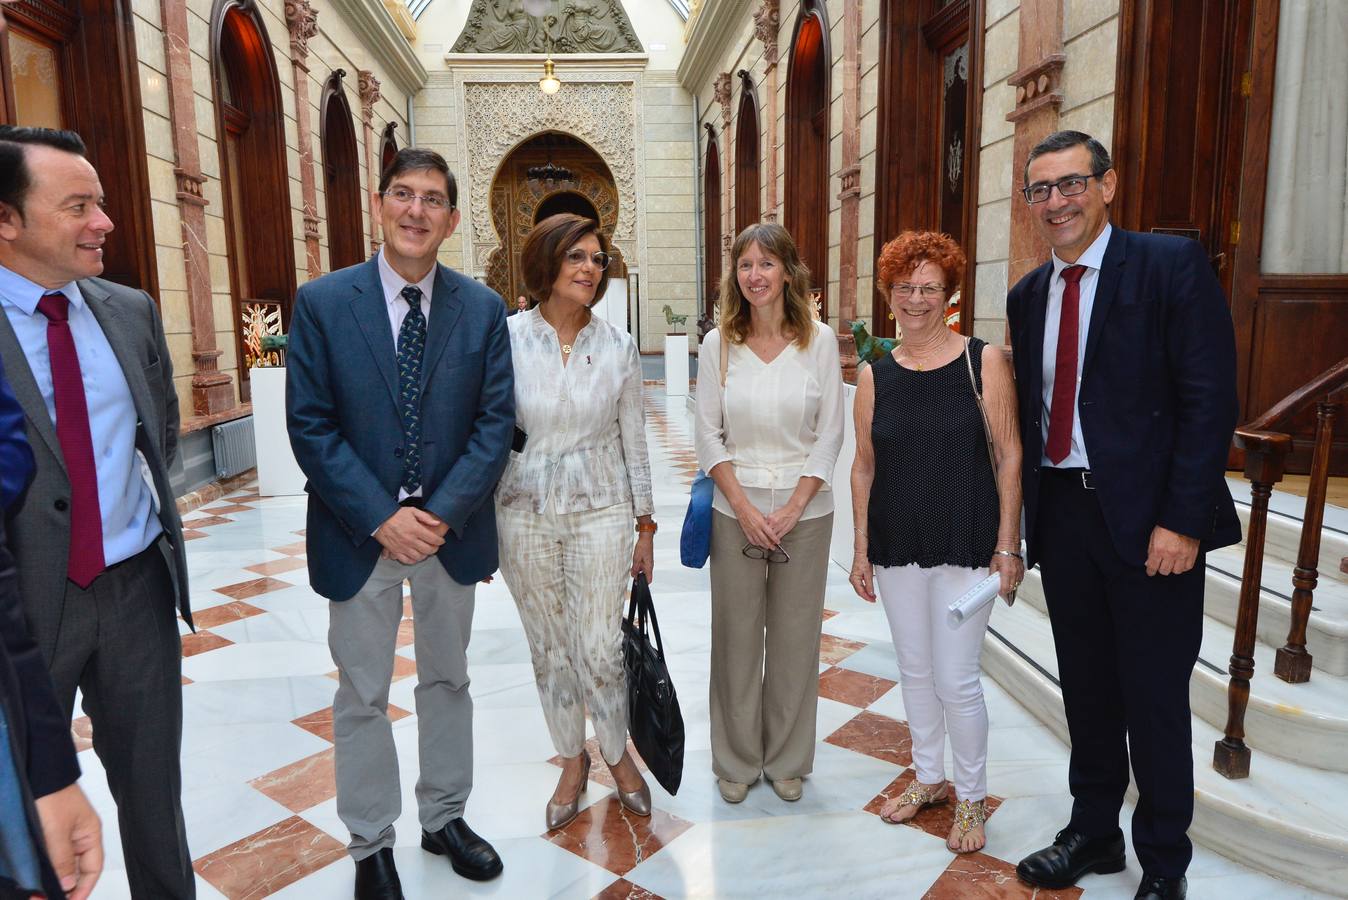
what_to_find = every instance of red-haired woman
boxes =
[849,231,1024,854]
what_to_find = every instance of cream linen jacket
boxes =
[496,306,654,516]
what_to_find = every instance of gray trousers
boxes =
[45,542,194,900]
[708,510,833,783]
[329,555,475,859]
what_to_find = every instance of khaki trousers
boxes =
[708,510,833,783]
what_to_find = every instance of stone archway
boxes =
[485,131,621,303]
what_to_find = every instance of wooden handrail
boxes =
[1241,356,1348,435]
[1214,354,1348,779]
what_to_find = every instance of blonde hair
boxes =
[717,222,815,349]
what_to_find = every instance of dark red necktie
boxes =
[1045,265,1088,465]
[37,292,105,587]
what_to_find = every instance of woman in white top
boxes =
[496,214,655,831]
[695,222,845,804]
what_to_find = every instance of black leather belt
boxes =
[399,496,425,509]
[1043,467,1094,490]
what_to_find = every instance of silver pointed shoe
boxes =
[616,777,652,817]
[545,752,590,831]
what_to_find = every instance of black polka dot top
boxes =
[866,338,1000,569]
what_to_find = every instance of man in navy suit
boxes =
[287,148,513,899]
[1007,132,1240,900]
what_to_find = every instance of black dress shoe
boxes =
[1135,873,1187,899]
[1016,827,1127,889]
[421,817,503,881]
[354,847,403,900]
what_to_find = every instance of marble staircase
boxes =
[982,477,1348,895]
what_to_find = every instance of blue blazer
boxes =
[286,258,515,601]
[1007,227,1242,568]
[0,353,33,510]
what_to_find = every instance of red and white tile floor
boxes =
[72,390,1320,898]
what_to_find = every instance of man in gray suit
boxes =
[0,126,194,898]
[286,148,513,899]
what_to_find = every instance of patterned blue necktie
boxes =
[396,285,426,493]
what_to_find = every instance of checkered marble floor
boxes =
[73,388,1321,899]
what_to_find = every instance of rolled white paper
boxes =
[947,573,1003,628]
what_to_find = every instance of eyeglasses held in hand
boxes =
[1021,172,1106,204]
[382,188,453,211]
[742,543,790,563]
[891,283,946,299]
[563,248,612,270]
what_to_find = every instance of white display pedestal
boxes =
[664,333,690,396]
[250,366,307,497]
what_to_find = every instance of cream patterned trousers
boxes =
[497,498,635,764]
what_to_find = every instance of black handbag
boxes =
[622,573,685,795]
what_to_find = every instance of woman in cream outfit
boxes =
[695,222,845,804]
[495,213,655,830]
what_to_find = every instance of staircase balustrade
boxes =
[1214,356,1348,779]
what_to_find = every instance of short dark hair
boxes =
[1023,130,1112,184]
[377,147,456,207]
[519,213,611,307]
[0,126,88,214]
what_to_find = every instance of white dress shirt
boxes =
[695,320,845,519]
[376,249,436,500]
[495,306,654,517]
[1041,222,1112,468]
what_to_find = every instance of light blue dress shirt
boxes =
[1040,222,1113,469]
[0,264,160,567]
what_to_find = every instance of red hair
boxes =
[876,231,966,298]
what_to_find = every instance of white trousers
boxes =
[497,499,634,764]
[875,563,992,800]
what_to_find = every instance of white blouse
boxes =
[496,306,654,517]
[695,320,845,520]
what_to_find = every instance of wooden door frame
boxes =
[784,0,831,321]
[320,69,364,272]
[702,122,722,321]
[872,0,982,337]
[733,69,760,235]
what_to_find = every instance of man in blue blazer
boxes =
[1007,132,1240,900]
[287,148,514,899]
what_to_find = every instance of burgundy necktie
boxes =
[37,292,106,587]
[1045,265,1088,465]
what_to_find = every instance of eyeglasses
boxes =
[563,248,611,270]
[381,188,453,211]
[742,543,790,563]
[891,283,946,299]
[1021,172,1106,204]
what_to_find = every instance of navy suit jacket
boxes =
[1006,227,1242,568]
[0,353,33,510]
[286,257,515,601]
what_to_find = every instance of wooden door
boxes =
[1115,0,1348,472]
[702,126,722,321]
[734,73,760,235]
[785,0,830,320]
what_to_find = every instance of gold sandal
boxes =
[879,780,948,824]
[949,798,987,853]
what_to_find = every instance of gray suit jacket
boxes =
[0,277,190,650]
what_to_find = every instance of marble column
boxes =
[714,72,734,272]
[836,0,863,380]
[285,0,322,280]
[752,0,780,222]
[1005,0,1066,286]
[159,0,234,416]
[358,71,382,253]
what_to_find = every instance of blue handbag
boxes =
[680,469,715,568]
[679,332,728,569]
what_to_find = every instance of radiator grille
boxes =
[211,416,257,479]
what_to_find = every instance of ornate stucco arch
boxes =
[461,79,638,271]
